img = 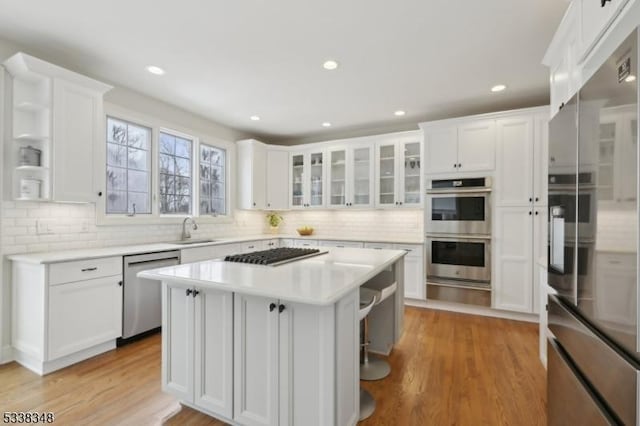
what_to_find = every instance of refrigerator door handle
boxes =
[549,206,565,273]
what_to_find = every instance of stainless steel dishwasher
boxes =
[120,250,181,343]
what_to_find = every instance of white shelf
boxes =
[14,133,49,142]
[14,101,49,112]
[16,165,48,172]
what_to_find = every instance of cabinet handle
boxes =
[399,202,403,205]
[118,280,123,287]
[279,304,286,313]
[186,289,193,296]
[458,163,462,168]
[535,211,539,216]
[559,102,565,110]
[81,267,97,272]
[601,0,611,6]
[269,302,277,312]
[97,191,103,197]
[253,202,256,207]
[535,197,539,202]
[453,164,458,169]
[529,211,532,215]
[267,203,271,207]
[529,198,533,203]
[193,289,200,297]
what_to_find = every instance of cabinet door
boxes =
[264,239,279,249]
[400,141,423,206]
[496,116,534,206]
[252,142,267,209]
[241,241,264,252]
[350,145,374,208]
[307,151,325,208]
[581,0,624,53]
[395,244,425,300]
[194,288,233,418]
[234,294,279,426]
[376,142,397,207]
[293,239,319,248]
[266,149,289,210]
[327,147,348,208]
[424,126,458,174]
[290,153,305,208]
[493,207,533,313]
[48,275,122,360]
[457,120,496,172]
[533,207,548,314]
[162,282,194,402]
[533,114,549,205]
[52,78,102,202]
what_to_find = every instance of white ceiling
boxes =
[0,0,567,143]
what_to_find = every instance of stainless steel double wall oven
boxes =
[425,177,492,306]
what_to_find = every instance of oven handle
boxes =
[426,234,491,241]
[426,188,492,195]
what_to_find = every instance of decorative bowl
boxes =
[297,227,314,236]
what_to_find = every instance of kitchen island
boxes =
[138,247,406,426]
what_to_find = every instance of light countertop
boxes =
[138,247,406,306]
[6,233,423,264]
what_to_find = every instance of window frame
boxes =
[198,142,228,217]
[97,103,235,225]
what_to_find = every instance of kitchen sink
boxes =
[171,239,218,245]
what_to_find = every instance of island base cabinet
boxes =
[48,276,123,360]
[234,292,358,426]
[162,282,234,420]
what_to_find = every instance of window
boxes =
[106,117,151,214]
[159,131,193,214]
[200,144,226,215]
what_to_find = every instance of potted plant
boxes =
[266,212,284,234]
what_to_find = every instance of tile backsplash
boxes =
[1,203,425,255]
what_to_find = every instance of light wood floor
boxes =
[0,307,546,425]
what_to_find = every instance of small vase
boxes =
[270,226,279,234]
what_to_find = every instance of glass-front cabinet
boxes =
[375,134,423,208]
[327,144,374,208]
[289,149,326,208]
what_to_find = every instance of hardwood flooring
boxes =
[0,307,545,425]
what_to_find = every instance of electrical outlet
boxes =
[36,219,55,235]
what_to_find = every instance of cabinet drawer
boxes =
[49,256,122,285]
[364,242,394,250]
[394,244,423,258]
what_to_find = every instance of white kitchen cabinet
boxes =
[421,120,495,175]
[318,240,364,248]
[265,149,289,210]
[533,207,548,315]
[292,238,319,248]
[544,2,582,117]
[162,282,234,419]
[496,113,549,207]
[363,242,395,250]
[394,244,424,300]
[375,133,423,208]
[493,207,534,313]
[3,52,111,202]
[241,240,264,252]
[237,139,267,210]
[11,255,123,375]
[290,149,326,209]
[581,0,629,56]
[264,239,279,249]
[327,144,375,209]
[48,275,122,360]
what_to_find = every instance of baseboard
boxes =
[13,340,116,375]
[0,344,13,364]
[405,299,539,323]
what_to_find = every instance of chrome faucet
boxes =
[182,217,198,240]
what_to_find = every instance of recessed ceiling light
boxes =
[250,115,261,121]
[491,84,507,92]
[323,60,339,70]
[322,122,332,127]
[394,110,406,116]
[626,75,636,82]
[146,65,165,75]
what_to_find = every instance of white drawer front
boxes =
[363,242,394,250]
[49,256,122,285]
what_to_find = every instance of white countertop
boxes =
[138,247,406,306]
[6,233,423,264]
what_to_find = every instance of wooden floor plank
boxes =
[0,307,545,425]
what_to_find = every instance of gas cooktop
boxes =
[224,247,327,266]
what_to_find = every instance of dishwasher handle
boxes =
[126,256,180,267]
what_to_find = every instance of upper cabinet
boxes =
[289,148,326,209]
[3,53,112,202]
[374,132,423,208]
[327,143,374,209]
[581,0,629,55]
[237,140,290,211]
[422,119,496,175]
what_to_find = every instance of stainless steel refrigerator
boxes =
[548,28,640,425]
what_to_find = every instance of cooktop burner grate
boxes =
[224,247,326,266]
